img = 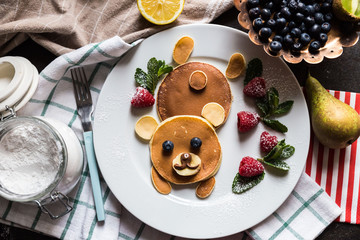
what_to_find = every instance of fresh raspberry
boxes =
[260,131,278,153]
[237,111,260,132]
[238,156,264,177]
[131,87,155,107]
[243,77,266,98]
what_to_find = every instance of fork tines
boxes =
[70,67,92,105]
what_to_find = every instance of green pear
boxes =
[305,74,360,149]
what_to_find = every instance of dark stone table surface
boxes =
[1,6,360,240]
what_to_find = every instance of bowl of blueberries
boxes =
[234,0,359,64]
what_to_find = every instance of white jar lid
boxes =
[0,57,24,102]
[0,56,38,114]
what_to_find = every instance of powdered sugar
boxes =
[0,122,63,195]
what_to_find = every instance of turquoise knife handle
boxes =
[83,131,105,221]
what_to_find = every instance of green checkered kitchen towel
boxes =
[0,36,341,240]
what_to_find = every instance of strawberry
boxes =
[237,111,260,132]
[243,77,266,98]
[131,87,155,107]
[260,131,278,153]
[238,156,264,177]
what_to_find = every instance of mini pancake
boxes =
[157,62,232,122]
[149,115,222,185]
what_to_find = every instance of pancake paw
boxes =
[196,176,216,199]
[151,166,172,195]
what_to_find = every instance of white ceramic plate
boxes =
[93,24,310,239]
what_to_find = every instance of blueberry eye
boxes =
[162,140,174,152]
[190,137,202,149]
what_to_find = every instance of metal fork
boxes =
[71,67,105,222]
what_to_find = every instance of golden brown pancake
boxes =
[149,115,221,185]
[157,62,232,122]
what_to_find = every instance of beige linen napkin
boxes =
[0,0,233,56]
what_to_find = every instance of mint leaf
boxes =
[134,68,148,89]
[147,57,161,75]
[258,139,294,171]
[256,98,269,116]
[267,87,279,114]
[280,145,295,159]
[262,159,290,171]
[146,73,158,95]
[263,139,286,161]
[244,58,263,85]
[262,118,288,133]
[232,172,265,194]
[158,64,173,76]
[273,100,294,115]
[135,57,173,95]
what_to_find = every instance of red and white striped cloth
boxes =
[306,90,360,223]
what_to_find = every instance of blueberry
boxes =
[299,22,307,32]
[273,35,284,43]
[273,0,283,5]
[266,19,277,30]
[304,16,315,27]
[291,42,304,52]
[324,0,333,4]
[253,17,264,31]
[288,21,297,29]
[314,12,324,24]
[318,33,328,46]
[313,3,321,12]
[274,11,283,19]
[276,17,287,30]
[162,140,174,152]
[294,12,305,23]
[269,40,283,53]
[299,32,311,45]
[190,137,202,149]
[247,0,260,9]
[309,40,321,53]
[309,24,321,37]
[304,5,315,16]
[261,8,272,20]
[297,2,306,13]
[264,1,275,11]
[290,27,302,38]
[283,34,294,47]
[321,2,332,13]
[279,26,290,36]
[288,0,298,12]
[321,22,331,33]
[280,7,292,19]
[324,12,333,22]
[249,7,261,19]
[280,0,288,7]
[259,27,272,39]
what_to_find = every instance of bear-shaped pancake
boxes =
[135,61,233,198]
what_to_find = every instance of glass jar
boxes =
[0,108,84,219]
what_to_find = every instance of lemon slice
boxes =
[137,0,185,25]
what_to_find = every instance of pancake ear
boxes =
[135,115,159,141]
[201,102,225,128]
